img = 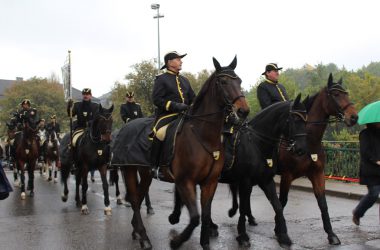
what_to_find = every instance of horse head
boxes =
[325,73,358,126]
[92,104,114,143]
[212,56,250,119]
[285,94,308,156]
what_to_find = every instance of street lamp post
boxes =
[151,3,164,71]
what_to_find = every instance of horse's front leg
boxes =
[228,183,239,218]
[235,180,252,247]
[259,179,292,247]
[75,166,81,207]
[309,172,341,245]
[169,186,183,224]
[18,161,26,199]
[81,166,89,215]
[99,164,111,215]
[27,159,36,197]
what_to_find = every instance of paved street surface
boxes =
[1,170,380,250]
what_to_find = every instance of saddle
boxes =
[71,129,85,147]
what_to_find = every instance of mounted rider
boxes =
[46,115,61,141]
[120,91,144,123]
[257,63,289,109]
[37,118,47,161]
[151,51,196,175]
[15,99,38,130]
[67,88,100,147]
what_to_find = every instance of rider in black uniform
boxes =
[120,91,143,123]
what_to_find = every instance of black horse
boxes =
[169,95,308,247]
[61,104,114,215]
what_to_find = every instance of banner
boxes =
[61,51,71,101]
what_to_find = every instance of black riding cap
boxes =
[126,91,134,98]
[262,63,283,75]
[82,88,92,95]
[160,51,187,70]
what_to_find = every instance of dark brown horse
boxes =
[61,104,114,215]
[229,73,358,245]
[277,73,358,245]
[13,109,40,199]
[120,56,250,250]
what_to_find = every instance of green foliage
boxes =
[0,77,67,136]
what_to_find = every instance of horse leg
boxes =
[169,186,183,224]
[170,181,200,250]
[309,173,341,245]
[13,163,19,186]
[259,179,292,247]
[112,168,123,205]
[99,165,111,215]
[81,167,89,214]
[228,183,239,217]
[60,160,70,202]
[19,161,26,199]
[75,167,81,207]
[52,161,57,183]
[123,167,152,250]
[279,173,293,209]
[145,192,154,215]
[236,180,251,247]
[28,161,36,197]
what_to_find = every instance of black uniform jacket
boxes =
[68,100,99,129]
[152,70,196,118]
[120,102,144,123]
[359,128,380,186]
[47,122,61,134]
[257,79,289,109]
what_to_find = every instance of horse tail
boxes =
[60,161,71,184]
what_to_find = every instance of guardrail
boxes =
[323,141,360,182]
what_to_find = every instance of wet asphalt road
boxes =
[0,170,380,250]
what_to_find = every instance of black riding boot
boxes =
[150,138,163,179]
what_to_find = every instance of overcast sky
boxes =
[1,0,379,97]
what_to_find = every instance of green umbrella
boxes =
[358,100,380,125]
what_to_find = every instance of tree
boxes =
[0,77,67,136]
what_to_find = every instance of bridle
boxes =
[89,113,112,143]
[326,84,354,121]
[282,108,308,152]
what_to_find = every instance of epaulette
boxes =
[136,103,141,106]
[155,73,164,78]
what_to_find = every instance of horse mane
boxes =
[248,101,290,127]
[191,72,217,111]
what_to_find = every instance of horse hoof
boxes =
[170,236,183,249]
[328,234,341,245]
[236,234,250,247]
[139,239,152,250]
[29,191,34,197]
[277,233,292,247]
[21,192,26,200]
[168,213,180,225]
[248,217,258,226]
[81,205,89,215]
[201,244,211,250]
[61,194,68,202]
[228,208,237,218]
[104,207,112,216]
[53,178,58,183]
[147,207,155,215]
[116,199,122,205]
[14,180,20,187]
[48,177,52,182]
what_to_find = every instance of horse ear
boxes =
[228,55,237,70]
[293,93,302,107]
[327,73,333,88]
[213,57,222,71]
[337,77,343,85]
[302,95,311,112]
[99,103,103,111]
[109,104,114,113]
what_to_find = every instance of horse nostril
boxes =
[237,108,249,119]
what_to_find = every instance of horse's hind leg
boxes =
[75,169,81,207]
[123,167,152,249]
[27,162,35,197]
[144,192,154,215]
[99,165,111,215]
[259,179,292,247]
[18,162,26,199]
[170,181,200,249]
[309,173,341,245]
[81,169,89,214]
[279,173,293,208]
[228,183,239,218]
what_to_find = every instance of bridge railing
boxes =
[323,141,360,182]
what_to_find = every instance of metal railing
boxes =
[323,141,360,182]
